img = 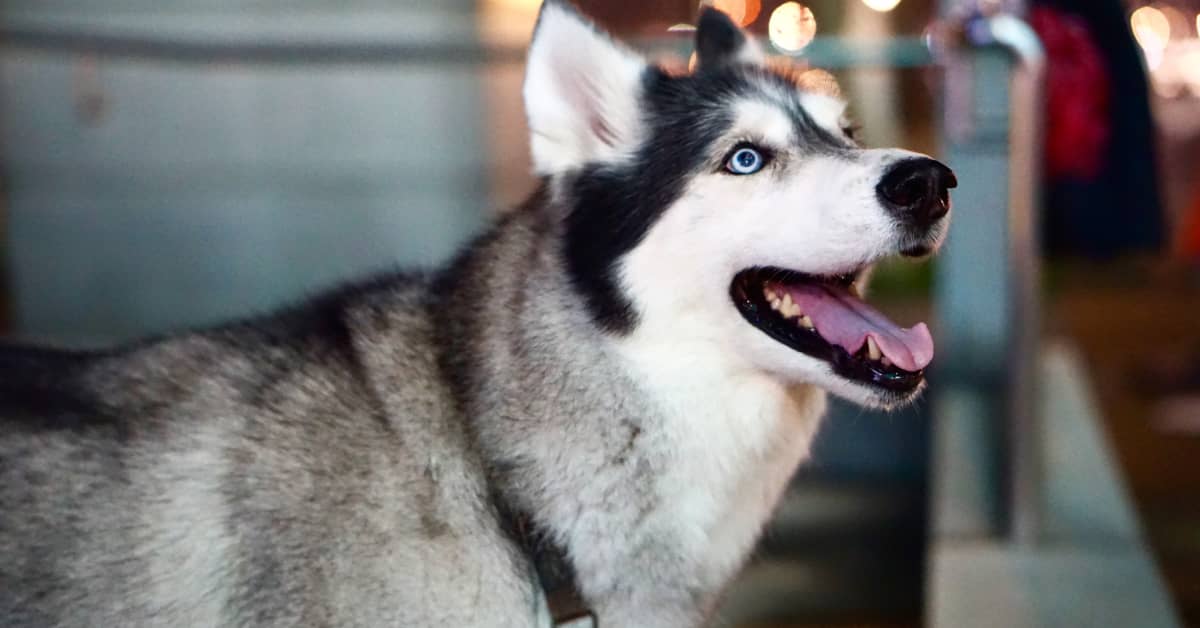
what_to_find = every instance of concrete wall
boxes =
[1,1,489,344]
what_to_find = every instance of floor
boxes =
[721,477,925,628]
[1051,261,1200,626]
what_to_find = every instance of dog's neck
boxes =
[432,200,826,626]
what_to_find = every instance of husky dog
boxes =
[0,3,954,627]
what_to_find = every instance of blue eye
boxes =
[726,147,765,175]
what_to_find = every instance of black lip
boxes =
[729,267,925,394]
[900,244,932,258]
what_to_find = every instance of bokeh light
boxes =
[1131,6,1170,45]
[742,0,762,25]
[1131,6,1170,69]
[486,0,542,11]
[769,2,817,52]
[1159,5,1192,41]
[1179,46,1200,96]
[794,68,841,96]
[706,0,744,26]
[862,0,902,13]
[704,0,762,27]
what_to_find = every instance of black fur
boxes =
[695,7,749,71]
[562,62,849,333]
[0,345,110,432]
[0,274,407,436]
[564,67,736,332]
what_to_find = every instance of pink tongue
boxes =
[782,283,934,372]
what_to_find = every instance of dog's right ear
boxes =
[695,7,765,71]
[523,1,648,175]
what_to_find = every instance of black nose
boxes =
[876,158,957,227]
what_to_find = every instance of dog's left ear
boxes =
[695,7,765,71]
[523,1,648,175]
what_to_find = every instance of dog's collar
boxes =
[497,502,595,627]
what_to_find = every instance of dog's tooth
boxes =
[780,294,799,318]
[799,315,815,329]
[866,337,881,361]
[782,299,803,319]
[770,297,782,311]
[849,283,861,298]
[764,286,777,301]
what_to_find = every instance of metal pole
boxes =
[0,26,528,65]
[929,8,1045,545]
[991,13,1045,547]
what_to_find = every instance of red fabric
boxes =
[1180,180,1200,258]
[1030,7,1111,180]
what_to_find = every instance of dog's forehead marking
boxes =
[727,77,850,154]
[753,61,847,136]
[797,91,847,136]
[731,99,795,146]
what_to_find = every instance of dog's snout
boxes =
[876,158,957,228]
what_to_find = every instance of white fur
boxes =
[586,92,930,621]
[798,91,848,136]
[732,33,767,66]
[522,3,647,174]
[730,99,795,148]
[617,94,936,408]
[595,335,825,625]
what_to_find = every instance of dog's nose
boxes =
[876,158,957,227]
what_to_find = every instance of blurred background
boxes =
[1,0,1199,626]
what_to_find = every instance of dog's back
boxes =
[0,278,535,627]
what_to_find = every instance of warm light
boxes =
[1151,75,1183,98]
[794,68,840,96]
[707,0,745,26]
[1131,6,1170,48]
[705,0,762,27]
[478,0,542,45]
[1160,5,1191,40]
[743,0,762,25]
[769,2,817,52]
[862,0,902,12]
[486,0,542,11]
[1179,46,1200,95]
[1196,12,1199,37]
[1131,6,1170,70]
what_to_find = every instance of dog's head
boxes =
[524,1,955,409]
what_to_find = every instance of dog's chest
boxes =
[615,345,827,583]
[672,382,820,570]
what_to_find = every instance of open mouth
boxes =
[730,267,933,393]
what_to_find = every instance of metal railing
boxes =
[930,7,1046,545]
[0,25,526,65]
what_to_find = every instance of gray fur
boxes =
[1,273,540,626]
[0,192,761,626]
